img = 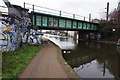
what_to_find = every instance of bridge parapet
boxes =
[31,11,100,31]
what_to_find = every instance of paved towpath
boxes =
[19,43,68,78]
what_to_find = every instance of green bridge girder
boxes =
[31,12,100,31]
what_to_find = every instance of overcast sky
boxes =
[0,0,119,20]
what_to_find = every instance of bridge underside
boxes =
[31,26,99,32]
[31,26,101,41]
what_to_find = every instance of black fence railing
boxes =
[24,2,88,21]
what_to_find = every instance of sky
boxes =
[0,0,119,21]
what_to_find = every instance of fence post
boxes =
[73,14,75,19]
[89,13,91,22]
[84,17,85,21]
[60,11,61,16]
[33,5,34,12]
[24,2,25,9]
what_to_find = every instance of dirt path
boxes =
[19,43,68,78]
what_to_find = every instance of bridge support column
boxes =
[78,31,101,41]
[78,31,88,40]
[78,31,83,40]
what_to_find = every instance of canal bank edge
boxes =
[55,44,80,79]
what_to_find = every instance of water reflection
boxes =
[63,41,120,79]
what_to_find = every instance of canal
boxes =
[44,34,120,79]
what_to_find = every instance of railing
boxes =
[24,2,88,21]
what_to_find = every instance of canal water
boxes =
[63,41,120,79]
[45,34,120,79]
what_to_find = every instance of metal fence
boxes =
[24,2,88,21]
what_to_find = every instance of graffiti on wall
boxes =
[0,15,22,52]
[0,10,42,52]
[0,0,44,52]
[0,8,32,52]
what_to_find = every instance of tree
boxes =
[99,1,120,41]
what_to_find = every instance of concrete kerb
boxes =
[54,44,80,79]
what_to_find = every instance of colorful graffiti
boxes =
[0,7,32,52]
[0,10,43,52]
[0,0,44,52]
[27,29,42,45]
[0,16,22,52]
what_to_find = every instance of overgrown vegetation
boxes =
[2,44,43,79]
[99,2,120,41]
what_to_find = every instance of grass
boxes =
[0,51,2,79]
[2,44,43,79]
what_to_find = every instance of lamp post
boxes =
[106,2,109,21]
